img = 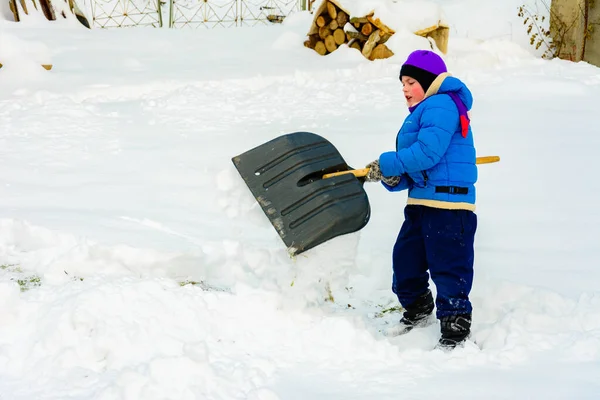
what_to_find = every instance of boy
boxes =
[365,50,478,350]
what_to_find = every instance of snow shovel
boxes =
[232,131,500,256]
[231,131,370,256]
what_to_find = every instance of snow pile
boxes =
[332,0,446,33]
[0,32,52,78]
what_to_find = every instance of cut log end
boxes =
[326,1,337,20]
[333,28,346,45]
[316,15,329,28]
[324,35,337,53]
[319,25,332,40]
[314,41,327,55]
[361,22,373,36]
[336,10,348,27]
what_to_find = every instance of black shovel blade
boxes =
[232,131,370,256]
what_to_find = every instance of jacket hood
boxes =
[425,73,473,110]
[419,73,473,138]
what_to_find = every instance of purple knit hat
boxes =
[399,50,447,93]
[400,50,471,138]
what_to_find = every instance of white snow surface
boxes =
[322,0,445,33]
[1,0,600,399]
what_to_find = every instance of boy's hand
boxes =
[365,160,401,186]
[383,175,401,187]
[365,160,383,182]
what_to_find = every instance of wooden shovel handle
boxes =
[323,168,370,179]
[322,156,500,179]
[475,155,500,164]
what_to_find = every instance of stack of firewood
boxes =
[303,1,395,60]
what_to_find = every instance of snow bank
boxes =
[1,217,600,399]
[331,0,446,33]
[0,212,358,308]
[0,32,52,78]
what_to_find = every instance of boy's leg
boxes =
[422,207,477,346]
[392,206,433,329]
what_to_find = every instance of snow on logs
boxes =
[303,0,449,60]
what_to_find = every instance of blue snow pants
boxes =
[392,205,477,318]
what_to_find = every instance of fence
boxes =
[83,0,307,29]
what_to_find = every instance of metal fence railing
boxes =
[84,0,306,29]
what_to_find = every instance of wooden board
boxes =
[9,0,20,21]
[414,22,450,54]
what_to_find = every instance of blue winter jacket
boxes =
[378,74,477,210]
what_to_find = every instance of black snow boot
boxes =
[394,290,435,335]
[436,314,472,350]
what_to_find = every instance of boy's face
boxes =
[401,76,425,107]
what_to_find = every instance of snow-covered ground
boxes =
[1,0,600,399]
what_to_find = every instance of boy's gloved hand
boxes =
[365,160,401,187]
[364,160,383,182]
[383,175,401,187]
